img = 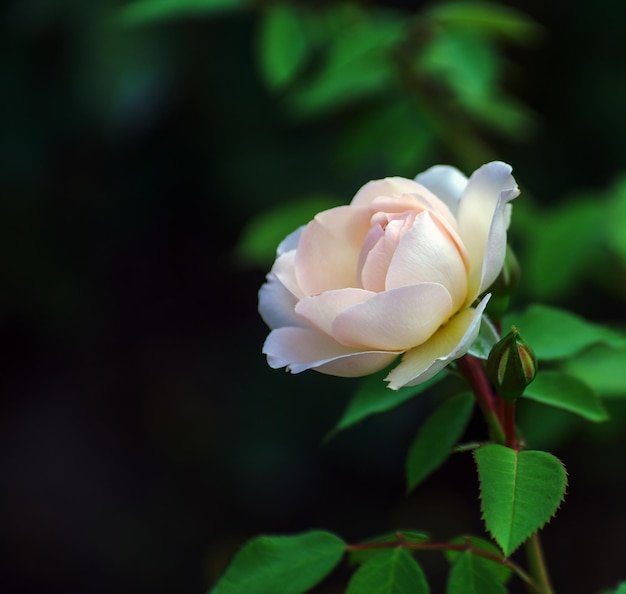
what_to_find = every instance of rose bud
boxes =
[259,162,520,389]
[486,326,537,401]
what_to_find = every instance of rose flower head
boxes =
[258,162,520,390]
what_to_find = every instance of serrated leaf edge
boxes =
[474,447,568,557]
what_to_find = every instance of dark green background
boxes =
[1,1,625,593]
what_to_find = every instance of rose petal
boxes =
[359,216,411,292]
[385,295,490,389]
[385,211,468,310]
[273,250,305,299]
[332,282,453,350]
[351,177,426,207]
[295,205,371,295]
[294,288,374,337]
[258,272,305,330]
[456,162,520,299]
[263,326,399,377]
[367,191,458,231]
[414,165,468,217]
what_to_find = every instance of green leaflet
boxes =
[210,531,345,594]
[118,0,247,25]
[424,1,543,44]
[523,371,609,422]
[502,304,625,361]
[257,4,310,90]
[474,444,567,557]
[327,369,446,439]
[445,536,512,584]
[446,550,506,594]
[563,344,626,398]
[406,392,474,491]
[346,548,430,594]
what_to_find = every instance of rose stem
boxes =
[457,355,554,593]
[456,355,506,445]
[524,532,555,594]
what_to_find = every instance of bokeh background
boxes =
[2,0,626,593]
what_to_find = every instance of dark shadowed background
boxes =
[2,1,626,593]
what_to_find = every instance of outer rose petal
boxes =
[414,165,468,216]
[295,205,371,295]
[385,211,468,310]
[456,162,519,299]
[332,282,453,350]
[258,273,304,330]
[263,326,399,377]
[385,295,490,389]
[273,250,305,299]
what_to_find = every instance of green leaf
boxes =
[474,444,567,556]
[289,7,403,116]
[346,548,430,594]
[523,371,609,422]
[117,0,247,25]
[327,369,446,438]
[563,345,626,398]
[605,582,626,594]
[406,392,474,491]
[420,31,498,102]
[445,536,511,583]
[349,531,429,565]
[211,531,345,594]
[502,304,626,361]
[235,195,341,267]
[425,1,543,44]
[460,93,536,138]
[607,176,626,262]
[446,550,506,594]
[517,201,603,300]
[257,4,309,90]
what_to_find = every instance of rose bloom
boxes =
[258,162,519,389]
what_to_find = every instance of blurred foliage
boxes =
[3,0,626,593]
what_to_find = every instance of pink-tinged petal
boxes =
[359,217,410,292]
[456,162,520,299]
[258,272,305,330]
[277,226,304,256]
[368,191,458,231]
[295,205,371,294]
[367,194,427,214]
[351,177,426,207]
[385,295,490,390]
[356,224,385,289]
[414,165,468,217]
[263,326,399,377]
[273,250,305,298]
[294,288,374,337]
[332,283,453,350]
[385,211,468,310]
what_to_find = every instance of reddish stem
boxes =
[346,535,537,589]
[456,356,506,445]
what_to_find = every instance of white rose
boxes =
[259,161,520,389]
